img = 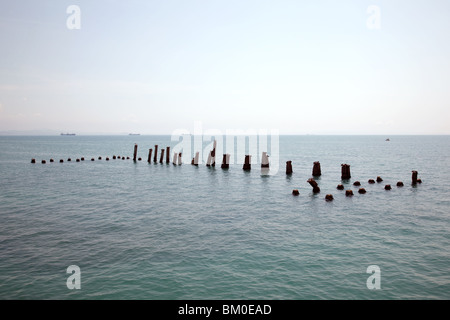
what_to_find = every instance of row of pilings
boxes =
[31,143,422,201]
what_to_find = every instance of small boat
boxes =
[61,133,76,136]
[129,133,140,136]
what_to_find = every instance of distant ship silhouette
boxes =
[129,133,140,135]
[61,133,76,136]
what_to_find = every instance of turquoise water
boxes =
[0,135,449,299]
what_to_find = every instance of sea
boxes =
[0,135,449,300]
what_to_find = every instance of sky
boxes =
[0,0,449,135]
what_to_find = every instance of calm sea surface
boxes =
[0,135,449,299]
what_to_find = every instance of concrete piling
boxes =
[286,161,293,175]
[341,164,351,180]
[312,161,321,176]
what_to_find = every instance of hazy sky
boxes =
[0,0,449,134]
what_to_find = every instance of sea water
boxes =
[0,135,449,299]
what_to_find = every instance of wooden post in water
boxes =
[166,147,170,163]
[206,151,212,167]
[221,154,230,169]
[286,161,293,175]
[31,158,36,163]
[178,152,182,165]
[133,144,138,161]
[172,152,177,165]
[147,149,153,163]
[412,170,418,185]
[341,164,351,180]
[307,178,320,193]
[312,161,321,176]
[193,152,199,166]
[211,140,216,167]
[153,145,158,163]
[261,152,269,168]
[159,148,165,164]
[243,155,251,171]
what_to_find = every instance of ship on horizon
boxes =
[60,133,76,136]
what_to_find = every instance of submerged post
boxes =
[307,178,320,193]
[261,152,269,168]
[153,145,158,163]
[147,149,153,163]
[133,144,138,161]
[159,148,165,164]
[286,161,293,175]
[178,152,182,165]
[243,155,251,171]
[341,164,351,180]
[312,161,321,176]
